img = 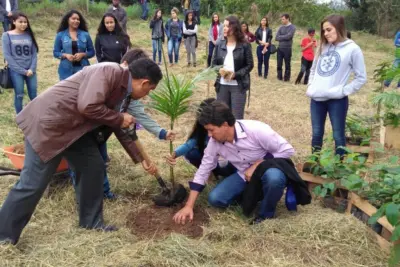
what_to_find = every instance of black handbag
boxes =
[0,65,13,89]
[269,44,277,54]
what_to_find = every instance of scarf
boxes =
[212,24,218,41]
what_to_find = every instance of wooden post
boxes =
[208,4,210,17]
[86,0,89,14]
[222,5,225,15]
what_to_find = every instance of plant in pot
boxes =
[345,114,374,146]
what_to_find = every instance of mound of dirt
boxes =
[126,205,209,239]
[13,144,25,154]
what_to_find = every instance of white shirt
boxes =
[262,29,267,43]
[6,0,11,13]
[220,45,238,86]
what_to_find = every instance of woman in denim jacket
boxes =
[53,10,94,80]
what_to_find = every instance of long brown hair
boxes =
[211,12,220,26]
[259,16,269,28]
[225,15,246,43]
[319,14,347,54]
[10,12,39,53]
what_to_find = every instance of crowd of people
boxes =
[0,0,372,245]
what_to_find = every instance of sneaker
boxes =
[187,63,191,67]
[250,217,265,225]
[0,238,14,245]
[158,62,162,66]
[193,63,196,67]
[104,191,118,200]
[92,224,118,232]
[285,184,297,211]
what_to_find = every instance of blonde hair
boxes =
[171,7,179,15]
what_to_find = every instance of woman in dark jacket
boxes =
[255,17,272,79]
[95,13,131,63]
[150,9,165,65]
[212,15,254,120]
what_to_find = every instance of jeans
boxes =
[2,17,10,33]
[59,65,84,81]
[207,41,215,67]
[277,47,292,81]
[184,148,237,177]
[140,0,149,20]
[208,168,287,219]
[9,69,37,114]
[295,57,313,85]
[0,134,105,244]
[311,96,349,156]
[70,142,111,195]
[152,39,162,63]
[384,58,400,87]
[167,38,180,64]
[256,45,271,77]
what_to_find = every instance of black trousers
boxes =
[277,47,292,81]
[295,57,313,85]
[0,133,105,244]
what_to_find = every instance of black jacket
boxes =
[255,27,273,46]
[211,40,254,92]
[150,18,165,42]
[95,33,129,63]
[241,158,311,216]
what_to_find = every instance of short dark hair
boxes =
[347,30,351,39]
[281,13,290,20]
[308,28,315,34]
[128,58,162,85]
[198,100,236,127]
[121,48,148,64]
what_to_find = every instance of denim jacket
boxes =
[165,19,183,41]
[53,29,95,80]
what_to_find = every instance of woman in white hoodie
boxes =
[306,15,367,156]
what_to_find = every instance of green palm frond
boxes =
[372,91,400,108]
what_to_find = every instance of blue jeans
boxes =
[9,69,37,114]
[207,41,215,67]
[168,38,180,64]
[70,142,111,195]
[2,17,10,33]
[208,168,287,219]
[152,39,162,63]
[256,45,271,77]
[59,65,83,81]
[311,96,348,156]
[184,148,236,177]
[140,0,149,19]
[384,58,400,87]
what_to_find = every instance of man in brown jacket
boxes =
[0,55,162,245]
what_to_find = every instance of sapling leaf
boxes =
[390,156,399,165]
[386,203,400,226]
[313,186,322,196]
[321,187,328,198]
[324,182,335,193]
[368,204,387,225]
[389,243,400,267]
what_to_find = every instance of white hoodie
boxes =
[306,39,367,101]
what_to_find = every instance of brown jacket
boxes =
[16,62,143,164]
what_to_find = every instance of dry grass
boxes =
[0,17,396,266]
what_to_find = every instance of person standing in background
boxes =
[107,0,127,32]
[149,9,164,65]
[255,17,272,79]
[241,22,255,43]
[190,0,200,25]
[384,28,400,88]
[212,16,254,120]
[306,15,367,157]
[181,0,190,16]
[207,13,223,67]
[165,7,183,67]
[53,10,95,81]
[275,13,296,82]
[95,13,131,64]
[2,12,38,114]
[138,0,149,21]
[183,10,198,67]
[0,0,18,33]
[295,28,316,85]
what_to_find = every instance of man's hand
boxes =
[244,159,264,182]
[7,12,12,17]
[173,205,194,225]
[166,152,177,166]
[121,112,135,128]
[73,53,86,62]
[141,160,157,176]
[165,130,176,141]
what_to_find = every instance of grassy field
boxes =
[0,15,396,266]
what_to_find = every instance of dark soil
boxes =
[13,144,24,154]
[126,205,209,239]
[322,196,348,213]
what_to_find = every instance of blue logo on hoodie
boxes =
[317,50,341,77]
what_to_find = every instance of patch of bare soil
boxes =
[127,205,209,239]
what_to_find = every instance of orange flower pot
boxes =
[2,145,68,172]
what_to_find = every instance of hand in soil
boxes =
[141,160,157,176]
[173,206,193,225]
